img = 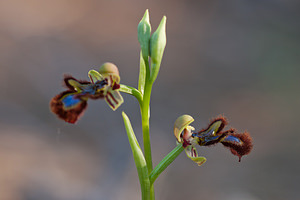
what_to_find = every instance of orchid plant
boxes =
[50,10,253,200]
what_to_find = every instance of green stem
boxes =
[138,55,154,174]
[141,57,155,200]
[141,81,153,172]
[149,144,184,184]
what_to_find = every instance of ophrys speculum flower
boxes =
[50,62,123,123]
[174,115,253,165]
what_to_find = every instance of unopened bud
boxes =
[138,9,151,60]
[149,16,166,83]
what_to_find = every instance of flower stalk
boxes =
[149,144,184,184]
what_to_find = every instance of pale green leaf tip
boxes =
[150,15,166,65]
[155,16,166,33]
[152,16,166,38]
[122,111,128,120]
[142,9,150,23]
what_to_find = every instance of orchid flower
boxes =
[174,115,253,165]
[50,62,123,123]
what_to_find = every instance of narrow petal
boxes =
[50,91,87,124]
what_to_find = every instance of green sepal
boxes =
[88,70,103,83]
[174,115,194,143]
[185,145,206,166]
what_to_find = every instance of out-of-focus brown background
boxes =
[1,0,299,200]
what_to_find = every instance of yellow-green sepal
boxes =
[88,70,104,83]
[174,115,194,143]
[185,145,206,166]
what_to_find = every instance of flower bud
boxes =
[149,16,166,83]
[138,9,151,60]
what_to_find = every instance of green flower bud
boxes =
[149,16,166,83]
[138,9,151,60]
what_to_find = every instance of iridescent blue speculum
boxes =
[50,63,123,124]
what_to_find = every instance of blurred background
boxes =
[0,0,300,200]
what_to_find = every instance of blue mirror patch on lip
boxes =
[61,94,82,108]
[224,135,241,143]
